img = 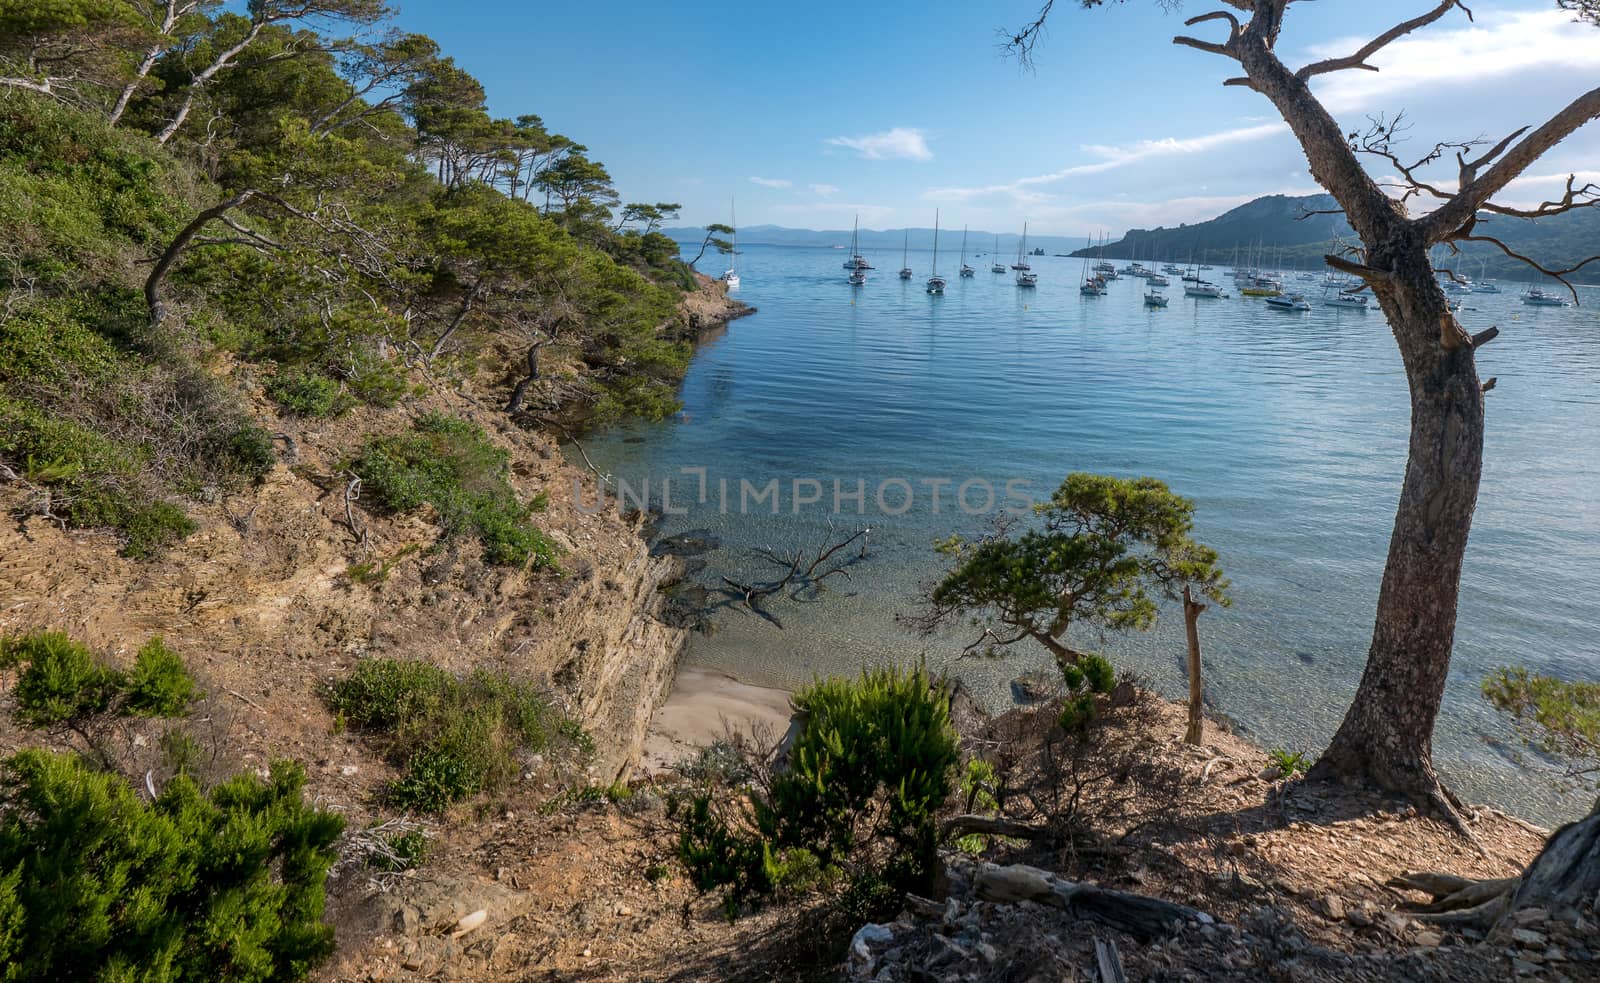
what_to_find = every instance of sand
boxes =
[640,667,795,774]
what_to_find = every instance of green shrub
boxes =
[677,666,959,918]
[349,413,560,568]
[4,631,198,727]
[0,750,342,982]
[1057,652,1117,731]
[1267,748,1312,777]
[122,636,201,717]
[10,632,121,726]
[266,366,355,418]
[327,658,588,812]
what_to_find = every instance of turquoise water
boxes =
[575,243,1600,823]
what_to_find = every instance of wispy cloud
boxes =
[1308,9,1600,113]
[925,122,1287,203]
[825,127,932,161]
[749,176,792,189]
[809,183,840,197]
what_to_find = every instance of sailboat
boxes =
[1015,223,1038,287]
[990,235,1006,274]
[842,214,872,270]
[1011,225,1032,271]
[958,226,974,277]
[721,199,740,290]
[846,216,867,285]
[926,210,947,294]
[1080,238,1105,296]
[898,230,913,280]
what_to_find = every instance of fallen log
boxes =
[974,862,1213,942]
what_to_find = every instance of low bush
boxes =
[326,658,589,813]
[349,413,560,568]
[266,366,356,418]
[676,666,959,918]
[2,631,200,726]
[1057,652,1117,731]
[0,750,342,982]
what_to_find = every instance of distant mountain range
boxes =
[1063,193,1600,284]
[668,193,1599,284]
[665,224,1083,255]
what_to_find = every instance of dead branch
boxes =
[1297,1,1467,80]
[717,524,872,627]
[940,814,1044,841]
[339,470,369,548]
[1453,234,1598,303]
[1324,254,1396,283]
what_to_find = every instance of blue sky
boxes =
[389,1,1600,237]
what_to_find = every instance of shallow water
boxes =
[573,244,1600,823]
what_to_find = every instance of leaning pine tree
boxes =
[1002,0,1600,926]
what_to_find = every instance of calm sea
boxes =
[573,242,1600,823]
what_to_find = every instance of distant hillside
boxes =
[666,224,1086,255]
[1067,193,1600,284]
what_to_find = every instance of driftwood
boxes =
[718,524,871,627]
[1094,936,1128,983]
[974,863,1212,942]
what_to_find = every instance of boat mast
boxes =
[932,209,940,275]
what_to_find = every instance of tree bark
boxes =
[145,189,259,325]
[1230,24,1486,808]
[1182,585,1206,746]
[1307,238,1484,806]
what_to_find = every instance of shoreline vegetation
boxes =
[2,0,1597,978]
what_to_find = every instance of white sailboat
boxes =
[959,226,974,277]
[926,210,947,294]
[1015,222,1037,287]
[721,199,740,290]
[842,214,871,270]
[898,229,913,280]
[990,235,1006,274]
[846,215,867,285]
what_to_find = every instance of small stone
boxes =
[977,942,998,963]
[396,906,420,936]
[1546,946,1568,963]
[615,904,631,917]
[340,764,358,776]
[401,958,423,972]
[581,947,592,959]
[1259,766,1284,782]
[1513,907,1551,927]
[1315,895,1347,921]
[1512,959,1542,976]
[1346,905,1375,929]
[1513,928,1548,948]
[1415,931,1444,948]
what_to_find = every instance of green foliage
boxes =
[1267,749,1312,777]
[954,759,1000,854]
[1056,652,1118,732]
[4,631,200,727]
[925,472,1229,677]
[1484,667,1600,782]
[9,632,121,726]
[676,667,959,918]
[266,366,355,418]
[122,636,201,717]
[326,658,588,812]
[0,750,343,982]
[350,413,560,568]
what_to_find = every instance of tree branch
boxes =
[1452,234,1597,303]
[1296,1,1467,80]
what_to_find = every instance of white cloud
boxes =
[809,183,840,197]
[924,122,1288,203]
[1033,187,1321,235]
[825,127,933,161]
[1308,9,1600,114]
[749,176,792,189]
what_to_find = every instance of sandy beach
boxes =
[640,667,796,774]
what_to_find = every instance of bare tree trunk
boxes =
[1182,585,1206,746]
[145,189,258,325]
[504,341,541,414]
[110,0,187,126]
[1308,242,1485,809]
[156,21,264,144]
